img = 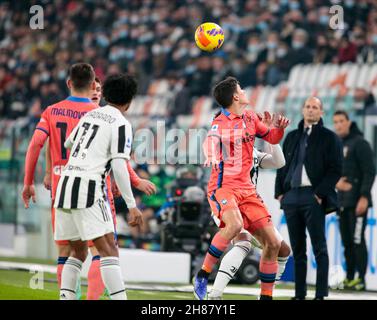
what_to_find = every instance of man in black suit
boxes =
[333,110,375,291]
[275,97,343,300]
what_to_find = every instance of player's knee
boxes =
[58,244,71,257]
[279,241,291,257]
[265,238,281,254]
[72,248,88,262]
[228,220,243,236]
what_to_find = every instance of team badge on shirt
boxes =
[221,199,228,205]
[211,124,219,131]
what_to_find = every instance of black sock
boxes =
[197,269,210,279]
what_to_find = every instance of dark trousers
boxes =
[282,188,329,298]
[338,207,368,281]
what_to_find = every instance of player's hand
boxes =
[128,207,143,227]
[204,157,220,168]
[43,173,51,191]
[136,179,157,196]
[277,194,283,202]
[22,185,36,209]
[336,177,352,192]
[259,111,274,127]
[272,114,290,129]
[356,196,368,216]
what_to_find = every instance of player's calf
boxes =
[209,233,252,299]
[60,240,87,300]
[93,233,126,300]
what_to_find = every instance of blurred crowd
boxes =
[1,0,377,120]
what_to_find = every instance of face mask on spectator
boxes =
[40,72,50,82]
[232,63,242,74]
[270,4,280,13]
[267,41,277,50]
[97,35,109,48]
[277,48,287,57]
[292,41,304,49]
[152,44,162,55]
[257,21,268,32]
[58,70,66,80]
[148,165,160,175]
[213,7,221,17]
[319,15,329,25]
[345,0,355,7]
[289,1,300,10]
[248,44,260,53]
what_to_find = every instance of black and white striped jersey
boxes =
[54,105,132,209]
[250,148,268,186]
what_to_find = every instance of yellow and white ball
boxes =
[195,22,224,52]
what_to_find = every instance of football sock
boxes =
[60,257,82,300]
[201,232,230,274]
[87,255,105,300]
[276,256,289,281]
[210,240,251,297]
[259,259,278,297]
[100,257,127,300]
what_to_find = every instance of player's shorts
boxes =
[87,195,117,248]
[208,187,273,234]
[54,198,115,242]
[51,204,69,246]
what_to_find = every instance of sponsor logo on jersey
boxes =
[53,165,65,175]
[221,199,228,205]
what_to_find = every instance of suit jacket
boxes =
[275,118,343,213]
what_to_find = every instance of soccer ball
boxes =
[195,22,224,52]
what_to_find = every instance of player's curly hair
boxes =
[102,73,138,106]
[213,76,239,108]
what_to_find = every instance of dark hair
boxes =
[102,73,137,106]
[333,110,349,120]
[95,76,101,84]
[68,63,95,91]
[213,76,239,108]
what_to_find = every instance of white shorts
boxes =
[54,198,115,242]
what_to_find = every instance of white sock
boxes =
[60,257,82,300]
[276,256,289,281]
[100,257,127,300]
[210,241,251,298]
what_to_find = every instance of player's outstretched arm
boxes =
[256,112,290,145]
[202,134,221,168]
[22,129,49,208]
[259,144,286,169]
[111,158,143,227]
